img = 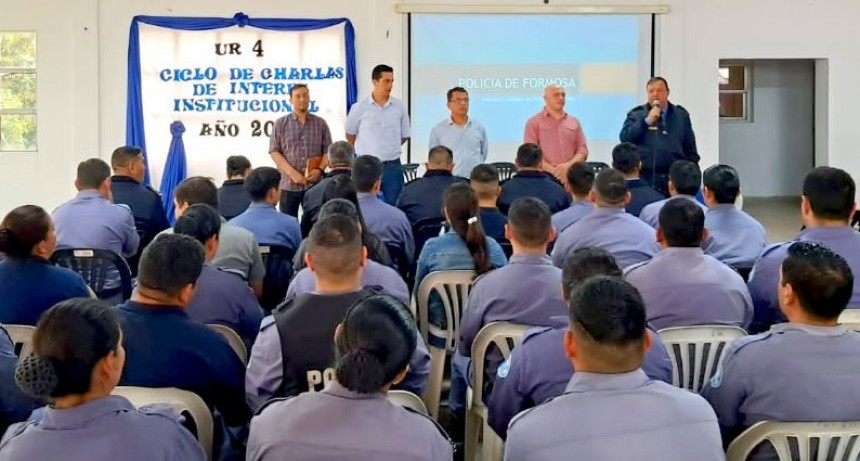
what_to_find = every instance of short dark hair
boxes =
[137,233,205,296]
[15,298,120,400]
[173,204,222,245]
[781,241,854,319]
[244,167,281,201]
[353,155,383,193]
[446,87,468,101]
[328,141,355,167]
[226,155,251,178]
[562,247,622,298]
[658,197,705,247]
[611,142,641,174]
[428,145,454,166]
[372,64,394,80]
[669,160,701,196]
[110,146,143,170]
[647,76,669,90]
[803,167,856,221]
[76,158,111,189]
[703,165,740,204]
[288,83,308,98]
[470,164,500,201]
[515,143,542,168]
[508,197,552,247]
[308,214,363,279]
[319,198,360,224]
[568,276,647,369]
[567,163,595,196]
[0,205,51,259]
[335,294,417,393]
[593,168,628,206]
[175,176,218,208]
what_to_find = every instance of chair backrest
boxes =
[258,244,296,312]
[402,163,420,183]
[838,310,860,332]
[3,324,36,358]
[206,324,247,365]
[112,386,214,461]
[416,270,476,352]
[494,238,513,259]
[583,161,610,174]
[387,390,429,415]
[385,242,413,286]
[726,421,860,461]
[657,325,748,392]
[51,248,133,302]
[471,322,530,408]
[412,216,445,260]
[490,162,518,182]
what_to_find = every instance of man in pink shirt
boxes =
[524,85,589,183]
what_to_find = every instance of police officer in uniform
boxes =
[703,242,860,460]
[620,77,699,196]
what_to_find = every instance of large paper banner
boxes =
[126,13,357,188]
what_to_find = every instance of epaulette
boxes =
[623,259,651,276]
[255,395,295,416]
[271,296,297,316]
[258,315,277,331]
[759,241,793,259]
[507,393,564,431]
[215,266,248,280]
[521,326,554,344]
[402,405,453,443]
[627,104,650,115]
[138,403,184,423]
[115,203,132,213]
[0,421,34,449]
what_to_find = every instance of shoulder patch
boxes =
[402,406,453,443]
[496,359,511,379]
[708,331,773,389]
[255,396,294,416]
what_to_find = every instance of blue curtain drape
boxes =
[160,121,187,224]
[126,12,358,186]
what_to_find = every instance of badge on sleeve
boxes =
[709,368,723,388]
[497,359,511,379]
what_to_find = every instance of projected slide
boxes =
[409,14,653,165]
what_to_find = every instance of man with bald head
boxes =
[524,85,589,183]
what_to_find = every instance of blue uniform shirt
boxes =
[0,328,39,435]
[229,203,301,250]
[0,395,205,461]
[345,96,410,161]
[428,117,489,178]
[116,300,251,427]
[110,175,170,250]
[702,323,860,460]
[0,258,91,325]
[479,207,508,242]
[498,171,570,215]
[358,192,415,264]
[625,178,665,217]
[186,263,264,351]
[551,207,659,269]
[703,204,767,269]
[625,247,753,330]
[550,200,593,234]
[639,194,708,228]
[285,260,410,305]
[489,319,673,439]
[218,179,252,220]
[504,369,723,461]
[396,170,468,225]
[53,190,139,257]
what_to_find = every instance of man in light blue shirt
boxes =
[428,87,488,178]
[552,163,594,234]
[345,64,411,205]
[701,165,766,269]
[639,160,707,227]
[229,167,301,250]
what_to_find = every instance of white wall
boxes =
[720,60,814,197]
[2,0,860,215]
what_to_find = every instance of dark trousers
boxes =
[279,190,305,217]
[380,159,405,206]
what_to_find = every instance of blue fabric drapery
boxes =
[160,121,187,224]
[126,12,358,186]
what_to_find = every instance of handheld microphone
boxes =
[651,100,661,109]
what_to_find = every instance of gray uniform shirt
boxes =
[551,207,659,269]
[639,194,708,228]
[247,381,452,461]
[505,369,724,461]
[162,221,265,284]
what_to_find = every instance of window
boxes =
[719,63,751,121]
[0,32,36,152]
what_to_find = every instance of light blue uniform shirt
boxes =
[428,117,488,178]
[229,203,301,250]
[345,96,410,161]
[53,190,139,257]
[551,207,659,269]
[703,204,767,268]
[550,200,593,234]
[285,259,410,305]
[504,369,724,461]
[639,194,709,228]
[357,192,415,264]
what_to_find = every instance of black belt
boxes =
[382,159,401,165]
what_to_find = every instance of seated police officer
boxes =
[217,155,252,220]
[229,166,302,251]
[611,142,663,217]
[497,143,569,215]
[639,160,707,228]
[551,163,594,234]
[396,145,467,226]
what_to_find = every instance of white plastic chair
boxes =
[838,310,860,332]
[3,324,36,358]
[206,323,248,365]
[415,270,476,419]
[657,325,747,393]
[112,386,214,461]
[466,322,530,461]
[387,390,429,415]
[726,420,860,461]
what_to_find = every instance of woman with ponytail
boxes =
[247,295,452,461]
[0,298,204,461]
[0,205,90,325]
